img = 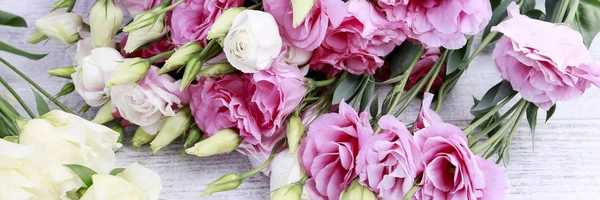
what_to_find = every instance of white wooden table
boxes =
[1,0,600,199]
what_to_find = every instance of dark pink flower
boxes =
[298,102,373,200]
[356,115,424,199]
[263,0,347,51]
[492,3,600,110]
[414,123,510,200]
[169,0,244,45]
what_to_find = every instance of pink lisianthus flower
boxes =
[356,115,424,199]
[492,2,600,110]
[414,123,510,200]
[120,37,176,64]
[298,102,373,200]
[117,0,162,17]
[310,0,405,76]
[169,0,244,45]
[263,0,347,51]
[414,93,444,131]
[378,0,492,49]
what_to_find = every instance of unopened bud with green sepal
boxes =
[150,107,193,152]
[160,42,202,75]
[202,173,242,196]
[339,179,378,200]
[286,115,305,154]
[186,128,241,157]
[207,7,246,45]
[106,58,150,88]
[48,66,75,79]
[184,126,203,149]
[92,101,114,124]
[271,184,303,200]
[89,0,123,48]
[132,127,155,147]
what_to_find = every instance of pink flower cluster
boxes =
[262,0,491,76]
[189,55,309,159]
[298,96,509,200]
[492,3,600,110]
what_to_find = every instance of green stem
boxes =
[435,71,462,112]
[482,102,527,158]
[466,32,498,66]
[248,2,263,10]
[0,76,35,118]
[402,182,420,200]
[0,57,73,113]
[424,49,448,93]
[146,50,175,63]
[554,0,571,23]
[310,77,338,88]
[384,47,425,116]
[463,93,516,135]
[564,0,579,25]
[467,102,520,146]
[66,0,76,12]
[472,100,527,154]
[351,76,369,108]
[241,139,285,179]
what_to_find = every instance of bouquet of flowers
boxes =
[0,0,599,199]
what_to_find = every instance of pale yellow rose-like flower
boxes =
[80,163,162,200]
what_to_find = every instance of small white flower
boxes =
[223,10,282,73]
[269,149,309,200]
[72,47,124,107]
[80,163,162,200]
[35,12,83,45]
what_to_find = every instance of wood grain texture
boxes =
[1,0,600,199]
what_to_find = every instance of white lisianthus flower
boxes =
[74,29,116,65]
[269,149,309,200]
[72,47,124,107]
[110,67,189,135]
[223,10,282,73]
[0,139,82,200]
[35,12,83,45]
[18,110,121,174]
[80,163,162,200]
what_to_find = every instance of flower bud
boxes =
[27,30,49,44]
[48,66,75,79]
[2,136,19,143]
[286,116,304,154]
[184,126,203,149]
[35,12,83,45]
[51,0,75,11]
[92,101,115,124]
[197,62,236,77]
[106,58,150,87]
[186,128,241,157]
[123,14,167,53]
[202,173,242,196]
[89,0,124,48]
[292,0,315,28]
[132,127,156,147]
[160,42,203,75]
[180,56,203,91]
[339,179,378,200]
[150,108,193,153]
[207,7,246,45]
[272,184,302,200]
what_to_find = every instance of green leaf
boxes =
[571,0,600,48]
[525,102,539,138]
[470,80,516,117]
[520,0,536,13]
[0,41,47,60]
[369,91,380,118]
[109,168,125,176]
[79,104,91,114]
[446,38,473,74]
[55,83,75,99]
[386,42,423,77]
[0,95,20,117]
[32,90,50,116]
[545,0,562,22]
[482,0,513,43]
[524,9,546,20]
[0,112,18,137]
[65,164,98,187]
[0,11,27,27]
[375,73,405,85]
[545,104,556,122]
[359,77,375,112]
[332,74,362,105]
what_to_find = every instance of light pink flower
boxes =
[414,123,510,200]
[310,0,404,76]
[414,93,444,131]
[263,0,346,51]
[379,0,492,49]
[117,0,162,17]
[169,0,244,45]
[120,37,176,64]
[492,2,600,110]
[298,102,372,200]
[189,57,308,161]
[356,115,424,199]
